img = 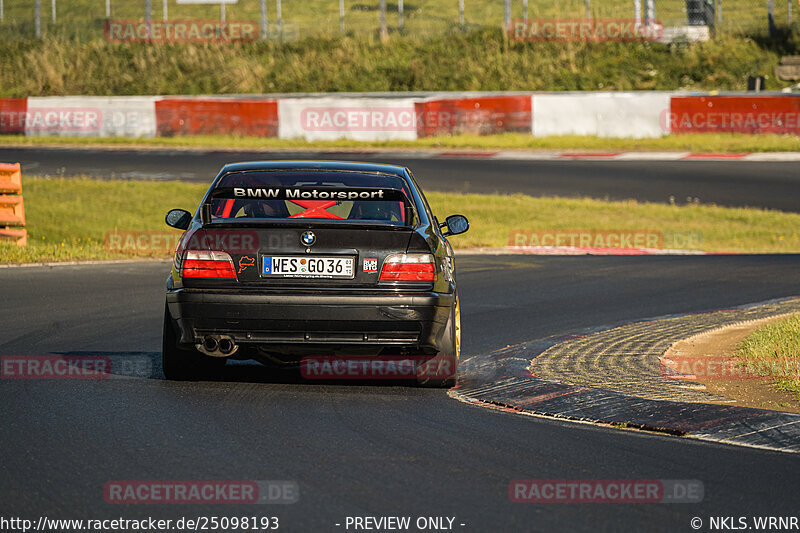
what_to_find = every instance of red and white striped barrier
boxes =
[415,95,532,137]
[2,92,799,140]
[277,97,418,141]
[429,151,800,161]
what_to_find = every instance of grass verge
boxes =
[3,132,800,153]
[1,176,799,264]
[736,314,800,399]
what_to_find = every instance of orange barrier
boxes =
[155,98,279,137]
[0,98,27,135]
[669,95,800,134]
[0,163,26,246]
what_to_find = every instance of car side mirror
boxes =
[440,214,469,237]
[165,209,192,230]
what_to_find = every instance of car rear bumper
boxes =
[167,288,454,351]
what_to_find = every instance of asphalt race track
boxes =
[2,255,800,532]
[4,146,800,211]
[2,147,800,531]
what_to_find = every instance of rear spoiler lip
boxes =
[199,219,416,231]
[208,186,410,201]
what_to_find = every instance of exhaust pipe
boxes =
[203,336,219,353]
[218,337,234,355]
[197,335,238,357]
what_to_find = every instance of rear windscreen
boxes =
[208,170,414,225]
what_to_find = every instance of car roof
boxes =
[219,160,409,177]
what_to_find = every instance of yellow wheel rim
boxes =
[454,293,461,361]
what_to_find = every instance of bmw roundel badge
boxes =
[301,231,316,247]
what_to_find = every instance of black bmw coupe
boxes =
[163,161,469,386]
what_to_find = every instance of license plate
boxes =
[262,256,354,278]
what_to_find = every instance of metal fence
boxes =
[0,0,795,40]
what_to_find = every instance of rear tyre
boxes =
[162,303,226,381]
[417,291,460,388]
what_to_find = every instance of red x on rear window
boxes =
[287,200,342,219]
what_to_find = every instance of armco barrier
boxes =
[3,93,800,140]
[155,98,278,136]
[25,96,157,138]
[532,92,672,138]
[0,163,26,246]
[669,95,800,134]
[0,98,28,135]
[414,95,532,137]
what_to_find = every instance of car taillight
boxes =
[182,250,237,279]
[379,253,436,282]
